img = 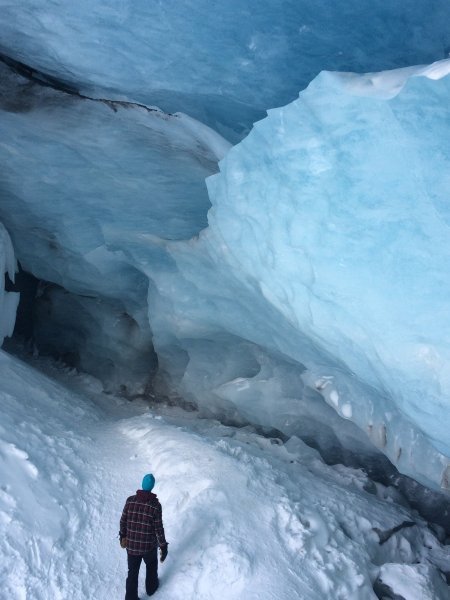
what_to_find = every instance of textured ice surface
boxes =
[0,223,19,346]
[1,0,450,137]
[139,61,450,491]
[2,49,450,490]
[0,63,228,391]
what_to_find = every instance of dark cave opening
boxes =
[4,264,158,396]
[4,262,39,343]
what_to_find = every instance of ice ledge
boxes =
[302,369,450,494]
[321,58,450,99]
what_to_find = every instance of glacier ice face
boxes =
[1,0,450,137]
[0,223,19,347]
[139,61,450,491]
[2,41,450,491]
[0,62,228,391]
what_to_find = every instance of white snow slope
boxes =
[0,349,449,600]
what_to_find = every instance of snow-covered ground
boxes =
[0,349,449,600]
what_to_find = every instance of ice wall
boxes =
[1,0,450,138]
[0,223,19,347]
[2,40,450,490]
[138,61,450,492]
[0,62,229,392]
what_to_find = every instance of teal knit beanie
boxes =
[142,473,155,491]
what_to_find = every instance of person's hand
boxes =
[120,537,127,549]
[160,544,168,562]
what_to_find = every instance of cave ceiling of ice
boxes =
[1,0,450,493]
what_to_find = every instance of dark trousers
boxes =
[125,547,159,600]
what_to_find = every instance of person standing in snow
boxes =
[120,473,168,599]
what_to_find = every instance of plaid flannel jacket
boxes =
[120,490,167,555]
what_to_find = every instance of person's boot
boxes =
[146,580,159,596]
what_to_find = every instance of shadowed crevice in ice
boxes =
[373,521,416,545]
[0,223,19,346]
[0,52,173,116]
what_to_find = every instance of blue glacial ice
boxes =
[0,62,229,390]
[1,0,450,138]
[137,61,450,491]
[1,48,450,491]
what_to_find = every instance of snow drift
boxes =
[0,350,449,599]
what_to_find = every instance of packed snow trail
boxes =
[0,350,449,599]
